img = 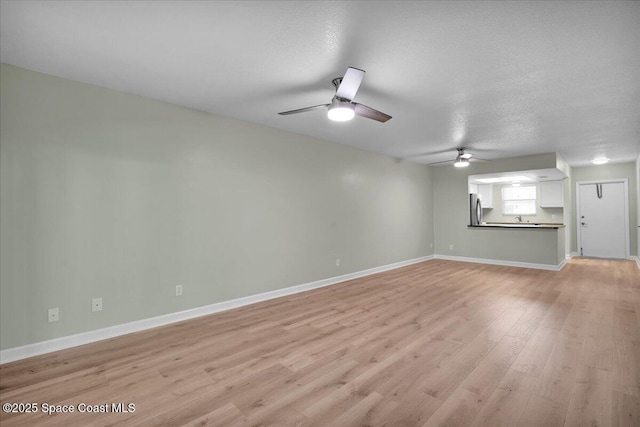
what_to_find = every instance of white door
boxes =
[578,181,627,259]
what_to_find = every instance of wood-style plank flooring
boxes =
[1,258,639,426]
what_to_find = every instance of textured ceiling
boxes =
[1,1,639,166]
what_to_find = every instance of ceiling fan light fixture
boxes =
[327,99,355,122]
[453,158,470,168]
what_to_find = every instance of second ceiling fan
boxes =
[428,147,489,168]
[278,67,392,123]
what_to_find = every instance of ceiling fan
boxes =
[428,147,489,168]
[278,67,392,123]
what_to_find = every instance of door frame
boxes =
[575,179,630,258]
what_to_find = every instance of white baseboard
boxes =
[434,254,567,271]
[570,252,580,258]
[631,256,640,269]
[0,254,435,364]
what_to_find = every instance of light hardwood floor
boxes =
[1,258,639,426]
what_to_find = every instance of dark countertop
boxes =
[469,222,565,229]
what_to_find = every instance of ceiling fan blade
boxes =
[354,103,392,122]
[335,67,365,101]
[407,148,459,158]
[469,158,490,163]
[427,160,454,166]
[459,153,473,159]
[278,104,329,116]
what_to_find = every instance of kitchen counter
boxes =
[463,223,566,267]
[468,222,565,229]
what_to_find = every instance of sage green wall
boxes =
[570,162,638,256]
[482,182,564,223]
[557,227,566,264]
[432,153,564,265]
[555,154,572,255]
[637,155,640,261]
[461,227,563,265]
[0,64,434,350]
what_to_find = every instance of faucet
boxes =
[515,216,522,223]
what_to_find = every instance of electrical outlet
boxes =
[449,244,454,251]
[92,297,103,312]
[48,307,59,323]
[176,285,183,296]
[335,258,340,267]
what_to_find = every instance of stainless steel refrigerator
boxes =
[470,193,482,226]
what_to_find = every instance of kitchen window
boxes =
[502,185,536,215]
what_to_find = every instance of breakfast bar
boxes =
[469,222,565,229]
[465,223,567,269]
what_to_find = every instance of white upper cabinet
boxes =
[539,180,564,208]
[478,184,493,209]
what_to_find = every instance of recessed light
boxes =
[591,158,609,165]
